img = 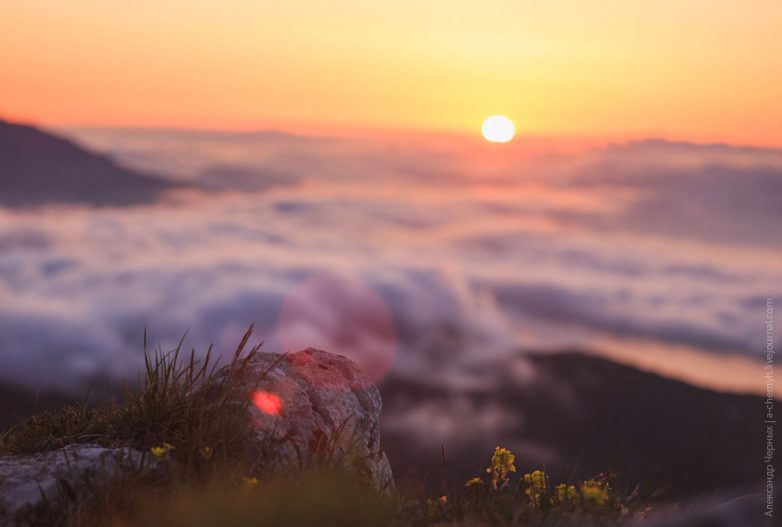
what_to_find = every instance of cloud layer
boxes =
[0,130,780,395]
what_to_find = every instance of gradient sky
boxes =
[2,0,781,145]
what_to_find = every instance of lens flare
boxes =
[277,273,398,384]
[252,390,282,415]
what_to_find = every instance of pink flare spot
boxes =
[276,273,398,385]
[252,390,282,416]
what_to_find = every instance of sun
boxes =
[482,115,515,143]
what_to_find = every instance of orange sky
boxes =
[2,0,781,146]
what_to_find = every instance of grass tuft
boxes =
[0,326,266,480]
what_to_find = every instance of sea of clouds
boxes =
[0,128,780,397]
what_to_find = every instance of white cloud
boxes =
[0,132,779,393]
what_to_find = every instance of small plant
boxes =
[420,446,644,526]
[488,446,516,490]
[553,483,579,507]
[522,469,549,508]
[580,477,611,506]
[149,442,175,459]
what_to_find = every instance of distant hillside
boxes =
[380,351,763,499]
[0,119,174,206]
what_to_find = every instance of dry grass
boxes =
[62,445,646,527]
[0,326,268,480]
[77,471,397,527]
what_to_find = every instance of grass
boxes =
[0,326,269,479]
[0,328,650,526]
[58,446,646,527]
[412,447,650,526]
[75,472,397,527]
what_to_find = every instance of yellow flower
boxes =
[242,476,259,486]
[488,446,516,489]
[199,446,213,459]
[425,495,448,519]
[554,483,579,506]
[581,479,610,506]
[465,477,484,488]
[150,442,175,458]
[522,470,549,507]
[491,447,516,473]
[523,470,548,490]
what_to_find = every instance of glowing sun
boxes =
[481,115,515,143]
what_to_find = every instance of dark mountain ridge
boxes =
[0,119,174,206]
[380,351,765,500]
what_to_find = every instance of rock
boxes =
[228,348,394,492]
[0,348,395,525]
[0,444,157,526]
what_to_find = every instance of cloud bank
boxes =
[0,130,780,395]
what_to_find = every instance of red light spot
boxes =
[252,391,282,415]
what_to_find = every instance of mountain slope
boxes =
[0,119,173,206]
[380,351,763,499]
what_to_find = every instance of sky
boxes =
[2,0,781,145]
